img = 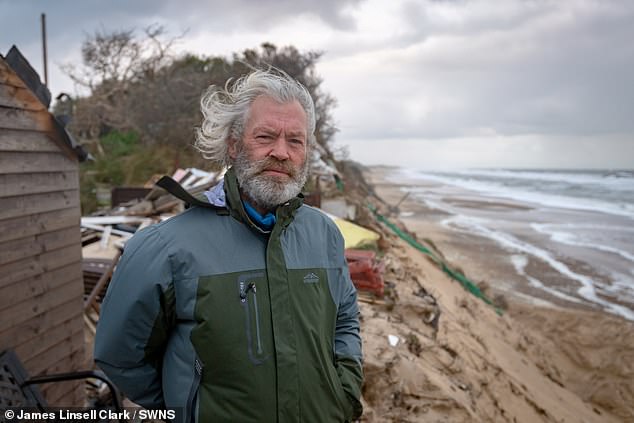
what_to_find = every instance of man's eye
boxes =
[290,139,304,145]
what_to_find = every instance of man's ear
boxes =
[227,138,238,160]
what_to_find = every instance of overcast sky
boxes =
[1,0,633,169]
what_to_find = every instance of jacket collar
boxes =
[222,167,304,234]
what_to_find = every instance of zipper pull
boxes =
[240,282,247,301]
[195,358,203,375]
[239,282,256,301]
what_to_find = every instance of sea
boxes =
[390,168,634,321]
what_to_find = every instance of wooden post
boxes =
[41,13,48,88]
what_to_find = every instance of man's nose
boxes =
[268,136,291,161]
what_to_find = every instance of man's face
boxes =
[229,96,310,211]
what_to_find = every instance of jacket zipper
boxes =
[250,284,263,354]
[186,355,203,423]
[240,281,264,358]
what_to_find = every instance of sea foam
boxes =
[441,215,634,320]
[397,168,634,219]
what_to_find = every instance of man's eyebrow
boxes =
[252,126,306,137]
[252,126,280,135]
[252,126,276,132]
[286,130,306,138]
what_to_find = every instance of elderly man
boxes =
[94,70,363,422]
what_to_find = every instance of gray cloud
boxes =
[0,0,362,94]
[325,0,634,143]
[160,0,364,32]
[1,0,363,47]
[2,0,633,169]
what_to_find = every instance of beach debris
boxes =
[385,191,409,216]
[405,333,423,356]
[111,186,152,207]
[322,197,357,220]
[79,168,224,330]
[345,249,385,298]
[413,287,441,329]
[388,334,400,347]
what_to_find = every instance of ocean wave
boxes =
[441,169,634,191]
[396,168,634,219]
[531,223,634,263]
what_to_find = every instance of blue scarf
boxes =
[243,201,276,230]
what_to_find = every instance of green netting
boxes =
[369,204,502,315]
[335,175,345,192]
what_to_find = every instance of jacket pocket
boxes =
[321,360,350,421]
[335,365,354,422]
[238,276,268,364]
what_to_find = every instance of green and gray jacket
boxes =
[94,168,363,422]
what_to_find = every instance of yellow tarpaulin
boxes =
[325,212,380,249]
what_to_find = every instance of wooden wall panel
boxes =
[0,277,84,333]
[0,296,81,350]
[15,311,84,363]
[29,333,86,377]
[0,151,76,174]
[0,243,82,288]
[0,84,46,111]
[43,379,82,406]
[70,384,86,408]
[0,129,59,152]
[0,262,81,312]
[15,310,84,365]
[0,105,50,132]
[0,171,79,197]
[0,189,79,221]
[32,339,86,405]
[44,378,84,407]
[0,284,86,407]
[0,226,81,267]
[0,59,28,89]
[0,207,79,244]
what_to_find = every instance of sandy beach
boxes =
[370,166,634,315]
[356,165,634,422]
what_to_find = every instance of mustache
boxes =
[250,157,299,178]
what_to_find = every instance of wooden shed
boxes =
[0,46,87,404]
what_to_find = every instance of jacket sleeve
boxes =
[94,226,175,409]
[333,231,364,421]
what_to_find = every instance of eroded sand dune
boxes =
[356,167,634,422]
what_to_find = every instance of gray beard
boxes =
[233,151,309,211]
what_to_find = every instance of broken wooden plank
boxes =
[81,216,149,225]
[80,222,136,238]
[84,251,121,313]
